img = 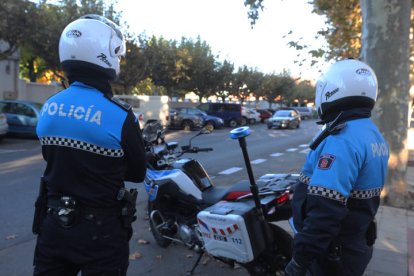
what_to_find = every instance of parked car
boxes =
[267,109,301,129]
[255,109,272,123]
[0,100,43,137]
[0,112,9,141]
[242,107,261,124]
[203,113,224,131]
[168,107,224,131]
[197,102,243,127]
[295,106,313,120]
[133,111,145,129]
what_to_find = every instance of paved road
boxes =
[0,120,319,275]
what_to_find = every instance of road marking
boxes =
[0,149,26,154]
[251,159,266,165]
[219,167,243,175]
[300,148,311,154]
[286,148,298,152]
[270,153,284,157]
[299,144,308,148]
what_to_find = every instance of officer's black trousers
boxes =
[33,212,130,276]
[308,245,373,276]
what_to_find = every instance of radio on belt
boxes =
[196,200,266,263]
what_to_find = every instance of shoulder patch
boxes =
[111,96,132,111]
[317,154,336,170]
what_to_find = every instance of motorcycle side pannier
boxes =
[197,200,267,263]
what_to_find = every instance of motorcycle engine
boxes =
[178,224,201,245]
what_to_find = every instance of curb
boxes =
[409,228,414,276]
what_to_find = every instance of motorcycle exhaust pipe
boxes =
[150,210,186,244]
[150,209,167,230]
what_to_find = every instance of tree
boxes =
[244,69,264,105]
[261,72,295,108]
[0,0,38,60]
[214,60,235,102]
[179,37,219,102]
[144,36,185,99]
[360,0,412,207]
[231,66,260,104]
[113,36,149,94]
[293,80,315,106]
[261,74,280,108]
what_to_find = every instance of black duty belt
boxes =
[47,197,122,216]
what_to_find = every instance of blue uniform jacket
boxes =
[292,118,389,267]
[37,82,147,208]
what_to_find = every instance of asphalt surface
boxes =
[0,120,319,275]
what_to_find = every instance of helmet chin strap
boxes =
[310,112,346,150]
[317,107,372,125]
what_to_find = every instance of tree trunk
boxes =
[27,57,36,82]
[360,0,412,208]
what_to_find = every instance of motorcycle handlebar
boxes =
[180,146,213,154]
[195,147,213,152]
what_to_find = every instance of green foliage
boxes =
[214,60,234,102]
[132,78,166,96]
[179,37,224,102]
[262,71,295,107]
[243,0,264,27]
[231,66,264,103]
[310,0,361,60]
[245,0,362,67]
[143,36,184,98]
[293,80,315,104]
[113,36,149,94]
[2,0,315,105]
[0,0,38,60]
[8,0,122,81]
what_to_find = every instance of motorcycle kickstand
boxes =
[186,252,204,276]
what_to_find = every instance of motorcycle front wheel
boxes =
[148,200,173,248]
[245,223,293,275]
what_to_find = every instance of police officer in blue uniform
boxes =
[33,15,146,275]
[285,59,389,276]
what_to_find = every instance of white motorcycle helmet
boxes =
[315,59,378,119]
[59,14,126,80]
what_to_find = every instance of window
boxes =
[198,103,208,112]
[16,103,36,117]
[188,108,202,115]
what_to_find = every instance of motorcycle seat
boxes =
[202,180,251,206]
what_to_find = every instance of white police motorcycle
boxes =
[142,121,298,275]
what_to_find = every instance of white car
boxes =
[0,112,9,141]
[242,107,261,124]
[295,107,313,120]
[133,111,145,129]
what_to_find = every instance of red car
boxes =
[255,109,272,123]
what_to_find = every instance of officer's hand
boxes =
[285,259,307,276]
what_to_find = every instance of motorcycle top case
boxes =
[197,200,267,263]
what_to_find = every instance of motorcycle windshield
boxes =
[182,160,214,191]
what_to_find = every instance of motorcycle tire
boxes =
[148,201,173,248]
[245,223,293,275]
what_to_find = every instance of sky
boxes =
[115,0,331,82]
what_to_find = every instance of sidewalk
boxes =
[365,205,414,276]
[363,130,414,276]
